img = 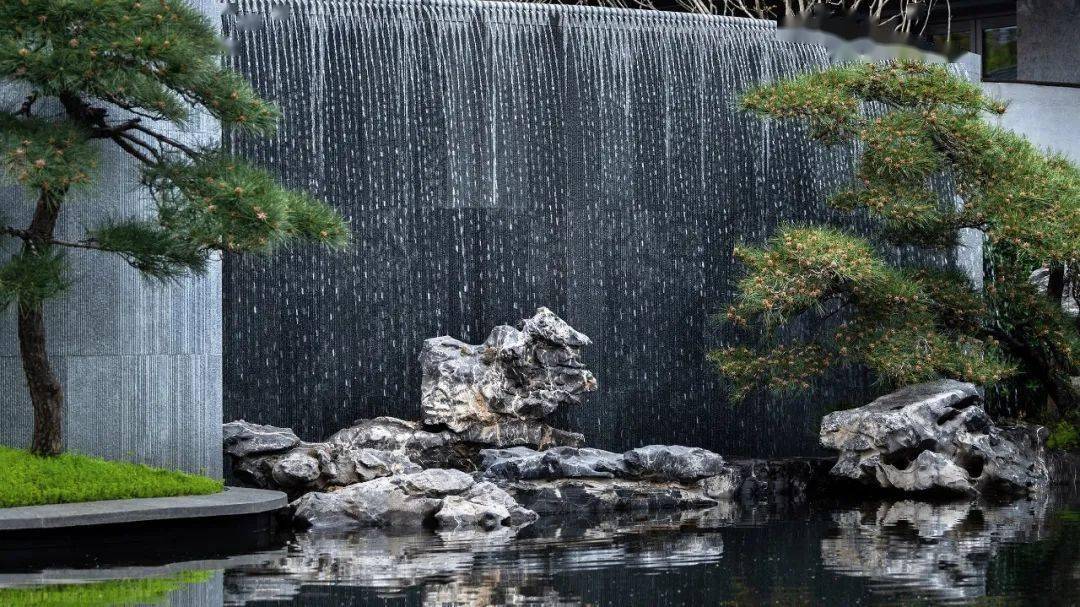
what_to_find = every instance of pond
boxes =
[2,489,1078,606]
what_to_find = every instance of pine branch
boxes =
[131,124,199,158]
[90,118,143,139]
[109,134,156,165]
[3,225,107,252]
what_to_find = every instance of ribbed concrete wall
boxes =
[0,1,223,477]
[983,82,1080,164]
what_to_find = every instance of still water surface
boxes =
[3,490,1078,606]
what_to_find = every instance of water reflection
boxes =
[223,509,732,605]
[220,490,1079,606]
[821,495,1055,602]
[1,491,1076,606]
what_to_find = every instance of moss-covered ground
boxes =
[0,446,221,508]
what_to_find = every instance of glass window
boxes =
[982,25,1018,80]
[933,31,973,56]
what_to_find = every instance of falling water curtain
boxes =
[221,0,880,456]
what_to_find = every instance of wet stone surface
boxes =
[820,380,1050,496]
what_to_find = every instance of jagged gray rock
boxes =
[223,420,301,457]
[452,419,585,451]
[419,307,597,433]
[505,478,717,514]
[478,445,726,484]
[225,419,426,496]
[480,446,628,480]
[326,417,463,469]
[326,416,584,469]
[291,469,537,531]
[623,445,727,482]
[330,447,424,485]
[820,380,1049,495]
[271,450,322,487]
[698,468,744,499]
[435,481,540,530]
[476,445,770,514]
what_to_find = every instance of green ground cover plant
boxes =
[0,446,221,508]
[0,571,212,607]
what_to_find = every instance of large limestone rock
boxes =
[820,380,1049,495]
[291,469,537,531]
[419,307,597,433]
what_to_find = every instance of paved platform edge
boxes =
[0,487,287,531]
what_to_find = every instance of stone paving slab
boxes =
[0,487,286,531]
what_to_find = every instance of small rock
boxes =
[291,469,473,530]
[329,448,423,485]
[223,420,300,457]
[398,468,476,496]
[505,478,717,514]
[291,468,535,532]
[327,417,462,468]
[453,419,586,450]
[623,445,727,482]
[480,446,627,481]
[698,468,744,500]
[435,482,539,530]
[271,451,322,487]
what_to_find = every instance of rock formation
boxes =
[227,310,1050,534]
[476,445,833,514]
[820,380,1049,495]
[419,307,596,440]
[291,468,538,531]
[224,419,425,498]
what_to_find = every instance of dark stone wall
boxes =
[221,0,892,456]
[1018,0,1080,85]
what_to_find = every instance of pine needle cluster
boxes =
[715,60,1080,415]
[0,0,349,307]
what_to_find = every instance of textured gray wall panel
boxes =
[1018,0,1080,85]
[0,0,223,476]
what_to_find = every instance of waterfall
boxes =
[222,0,870,456]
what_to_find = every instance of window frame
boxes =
[929,12,1018,82]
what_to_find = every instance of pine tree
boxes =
[0,0,349,456]
[711,60,1080,418]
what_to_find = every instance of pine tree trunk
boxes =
[1048,263,1066,303]
[19,303,63,456]
[20,193,64,456]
